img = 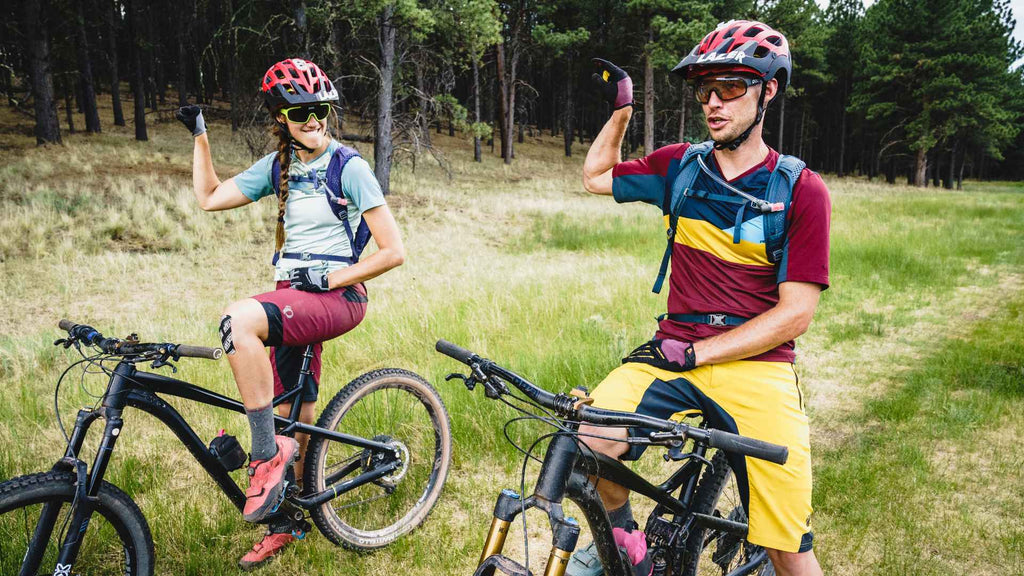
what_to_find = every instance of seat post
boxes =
[287,344,318,423]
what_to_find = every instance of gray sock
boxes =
[608,499,636,531]
[246,404,278,462]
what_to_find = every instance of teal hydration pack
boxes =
[270,145,372,266]
[653,141,806,294]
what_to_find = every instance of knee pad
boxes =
[219,315,235,355]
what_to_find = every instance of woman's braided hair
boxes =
[272,121,292,252]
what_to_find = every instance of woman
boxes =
[176,58,404,569]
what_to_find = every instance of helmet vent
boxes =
[766,35,783,46]
[724,26,740,39]
[754,45,770,58]
[719,38,735,52]
[745,26,763,37]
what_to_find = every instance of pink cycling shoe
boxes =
[238,530,299,571]
[613,527,653,576]
[242,436,299,523]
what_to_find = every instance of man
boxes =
[573,20,830,576]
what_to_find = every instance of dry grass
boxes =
[0,95,1022,575]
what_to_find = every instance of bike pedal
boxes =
[270,482,289,514]
[291,529,306,540]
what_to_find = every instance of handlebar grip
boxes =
[58,319,76,331]
[707,429,789,465]
[435,339,476,364]
[174,344,223,360]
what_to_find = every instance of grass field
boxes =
[0,99,1022,575]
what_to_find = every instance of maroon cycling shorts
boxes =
[251,281,368,401]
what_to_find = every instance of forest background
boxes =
[0,0,1022,575]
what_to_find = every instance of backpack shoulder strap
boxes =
[652,141,713,293]
[324,145,373,261]
[763,154,806,264]
[324,145,362,199]
[271,156,281,197]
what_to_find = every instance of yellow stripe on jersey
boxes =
[663,215,772,267]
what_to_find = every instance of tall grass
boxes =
[0,99,1022,574]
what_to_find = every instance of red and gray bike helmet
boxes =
[672,20,792,150]
[261,58,338,111]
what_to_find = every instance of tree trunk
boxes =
[27,0,61,144]
[414,58,430,147]
[914,148,926,186]
[644,21,654,154]
[777,94,785,152]
[175,0,189,105]
[64,79,76,134]
[74,0,101,132]
[293,0,309,58]
[957,149,966,190]
[129,0,148,141]
[564,53,574,157]
[224,0,239,131]
[472,57,482,162]
[495,43,508,160]
[106,0,125,126]
[373,4,395,194]
[677,86,687,143]
[944,141,956,189]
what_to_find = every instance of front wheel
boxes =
[304,368,453,550]
[680,450,774,576]
[0,470,155,576]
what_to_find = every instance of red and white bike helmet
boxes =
[672,20,792,91]
[672,20,792,150]
[261,58,338,111]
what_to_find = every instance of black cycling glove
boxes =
[591,58,634,110]
[289,267,331,293]
[175,105,207,137]
[622,339,697,372]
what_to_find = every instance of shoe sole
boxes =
[243,440,300,523]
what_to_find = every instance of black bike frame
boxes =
[39,345,401,572]
[479,432,766,576]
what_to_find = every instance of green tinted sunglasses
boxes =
[280,103,331,124]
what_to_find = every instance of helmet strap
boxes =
[714,85,768,152]
[276,120,317,153]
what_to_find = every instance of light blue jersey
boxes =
[234,140,386,280]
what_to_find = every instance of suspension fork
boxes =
[50,362,133,572]
[477,433,587,576]
[52,413,125,570]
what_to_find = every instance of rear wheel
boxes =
[681,451,774,576]
[304,368,452,550]
[0,470,154,576]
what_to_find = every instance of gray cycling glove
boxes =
[175,105,207,137]
[289,267,331,293]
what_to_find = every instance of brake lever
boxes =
[445,372,475,391]
[151,351,177,373]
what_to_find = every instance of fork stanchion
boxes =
[479,489,521,565]
[543,516,580,576]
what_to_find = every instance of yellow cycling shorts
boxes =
[590,360,813,553]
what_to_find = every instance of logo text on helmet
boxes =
[696,50,747,64]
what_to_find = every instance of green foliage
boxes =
[851,0,1021,160]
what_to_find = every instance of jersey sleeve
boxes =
[777,169,831,288]
[233,152,277,202]
[611,143,689,208]
[341,156,386,215]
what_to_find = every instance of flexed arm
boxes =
[582,59,634,196]
[177,105,252,211]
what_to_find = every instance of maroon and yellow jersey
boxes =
[612,144,831,362]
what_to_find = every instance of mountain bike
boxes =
[0,320,452,576]
[435,340,787,576]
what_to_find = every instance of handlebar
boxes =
[58,319,222,361]
[435,339,788,466]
